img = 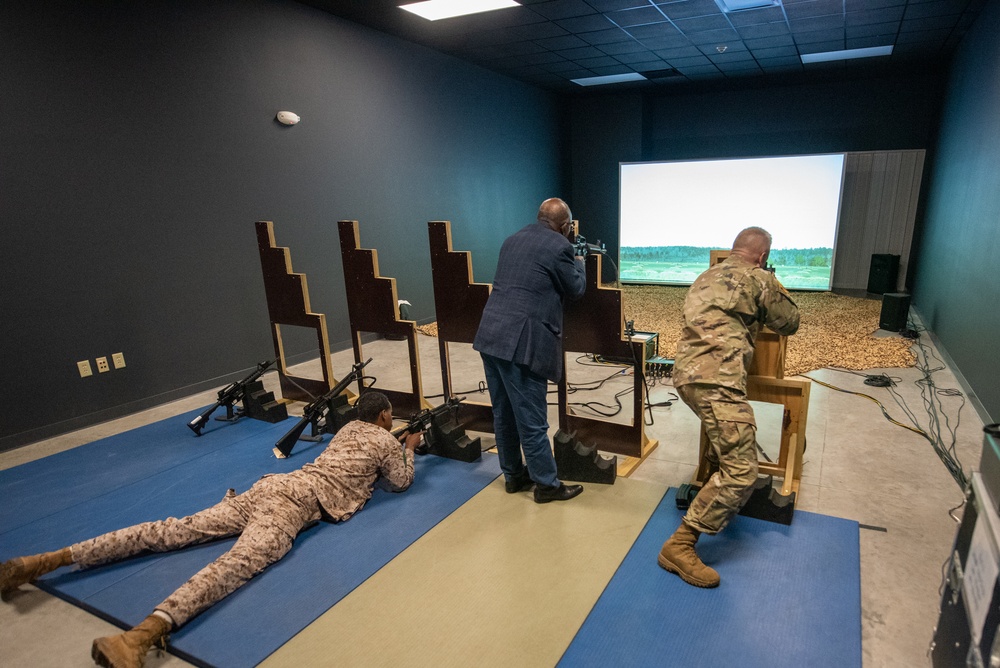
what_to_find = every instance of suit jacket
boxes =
[473,222,586,382]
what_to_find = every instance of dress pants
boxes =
[480,353,560,488]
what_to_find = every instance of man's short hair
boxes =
[356,391,391,423]
[732,227,772,254]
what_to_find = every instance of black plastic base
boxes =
[422,415,482,462]
[554,430,616,485]
[675,476,795,525]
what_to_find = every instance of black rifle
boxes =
[272,358,372,458]
[391,397,465,454]
[188,359,276,436]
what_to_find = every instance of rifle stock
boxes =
[188,359,275,436]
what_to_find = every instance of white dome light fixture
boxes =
[276,111,300,126]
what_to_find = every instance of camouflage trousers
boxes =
[677,383,759,535]
[70,472,321,626]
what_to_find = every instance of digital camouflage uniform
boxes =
[70,420,412,626]
[673,255,800,534]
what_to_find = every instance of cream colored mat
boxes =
[261,476,669,668]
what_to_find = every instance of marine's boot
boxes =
[0,547,73,600]
[91,614,172,668]
[657,522,720,588]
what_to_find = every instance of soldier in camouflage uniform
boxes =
[658,227,800,588]
[0,391,422,668]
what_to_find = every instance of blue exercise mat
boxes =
[0,406,293,536]
[558,490,862,668]
[13,418,500,668]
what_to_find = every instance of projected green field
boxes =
[620,247,833,290]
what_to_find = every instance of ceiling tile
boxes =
[606,6,670,27]
[587,0,655,10]
[685,27,740,45]
[797,39,851,54]
[900,14,960,32]
[666,54,713,66]
[511,22,570,39]
[897,27,954,43]
[578,27,637,44]
[674,63,722,75]
[697,41,748,55]
[614,49,664,63]
[758,56,805,68]
[556,14,617,32]
[737,22,791,39]
[529,0,600,20]
[557,45,610,59]
[845,0,905,9]
[793,28,845,45]
[672,14,733,33]
[598,40,652,54]
[743,34,796,48]
[534,34,590,49]
[655,0,726,20]
[575,55,625,67]
[846,21,900,38]
[709,49,755,63]
[630,59,670,71]
[904,0,969,19]
[750,45,800,58]
[725,6,786,27]
[784,0,846,20]
[789,14,846,32]
[627,21,683,39]
[846,35,897,49]
[590,63,636,75]
[846,6,906,26]
[652,45,708,59]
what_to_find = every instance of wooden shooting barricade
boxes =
[560,250,658,474]
[255,221,341,402]
[338,220,431,418]
[692,250,809,498]
[427,221,494,433]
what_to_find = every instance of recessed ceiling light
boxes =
[801,45,893,64]
[400,0,520,21]
[571,73,647,87]
[715,0,780,12]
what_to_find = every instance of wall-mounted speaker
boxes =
[880,292,911,332]
[868,254,899,294]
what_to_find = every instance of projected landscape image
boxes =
[619,154,845,291]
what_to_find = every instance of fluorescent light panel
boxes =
[400,0,520,21]
[715,0,780,11]
[571,72,647,87]
[801,45,893,64]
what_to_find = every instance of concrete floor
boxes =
[0,328,985,667]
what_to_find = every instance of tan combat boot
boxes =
[658,522,720,588]
[92,614,172,668]
[0,547,73,600]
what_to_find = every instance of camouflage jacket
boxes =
[295,419,413,522]
[673,255,800,392]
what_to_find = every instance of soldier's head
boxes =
[356,391,393,431]
[731,227,772,268]
[537,198,572,237]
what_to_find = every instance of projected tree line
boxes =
[620,246,833,289]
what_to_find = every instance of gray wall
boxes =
[913,0,1000,423]
[0,0,562,450]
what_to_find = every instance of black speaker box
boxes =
[880,293,910,332]
[867,254,899,294]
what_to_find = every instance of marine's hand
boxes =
[399,430,424,451]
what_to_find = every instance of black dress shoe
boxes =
[533,483,583,504]
[505,470,533,494]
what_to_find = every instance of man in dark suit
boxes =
[474,198,587,503]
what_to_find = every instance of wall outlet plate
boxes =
[77,360,93,378]
[112,352,125,369]
[96,356,110,373]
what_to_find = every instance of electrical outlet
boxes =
[96,356,110,373]
[112,352,126,369]
[77,360,93,378]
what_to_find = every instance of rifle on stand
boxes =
[391,397,481,462]
[188,359,276,436]
[273,358,372,458]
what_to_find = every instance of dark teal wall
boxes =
[0,0,561,449]
[913,0,1000,423]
